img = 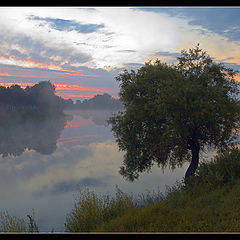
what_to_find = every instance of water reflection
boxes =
[0,113,71,158]
[65,109,117,126]
[0,109,189,232]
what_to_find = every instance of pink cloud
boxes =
[64,119,93,129]
[54,83,107,92]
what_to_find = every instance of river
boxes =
[0,109,215,232]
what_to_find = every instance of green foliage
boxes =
[0,212,26,232]
[108,44,240,180]
[187,145,240,189]
[65,185,169,232]
[0,81,64,115]
[0,209,38,232]
[65,186,137,232]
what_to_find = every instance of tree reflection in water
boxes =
[0,111,72,157]
[64,109,120,126]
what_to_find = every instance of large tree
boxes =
[108,44,240,181]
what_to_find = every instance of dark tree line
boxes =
[0,81,63,115]
[63,93,123,110]
[0,81,123,115]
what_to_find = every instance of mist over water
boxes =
[0,109,193,232]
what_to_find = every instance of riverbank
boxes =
[65,145,240,232]
[1,145,240,232]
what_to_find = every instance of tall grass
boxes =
[65,186,138,232]
[0,209,38,232]
[65,145,240,232]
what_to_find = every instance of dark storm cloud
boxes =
[30,16,104,33]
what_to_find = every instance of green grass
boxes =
[65,186,138,232]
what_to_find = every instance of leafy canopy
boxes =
[109,44,240,181]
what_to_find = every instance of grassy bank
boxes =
[64,181,240,232]
[2,146,240,232]
[65,145,240,232]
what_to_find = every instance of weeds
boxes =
[0,208,38,232]
[65,186,137,232]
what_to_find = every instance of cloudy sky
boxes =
[0,7,240,100]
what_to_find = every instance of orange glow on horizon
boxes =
[0,82,113,99]
[0,71,13,77]
[0,82,110,93]
[55,92,95,99]
[64,120,93,129]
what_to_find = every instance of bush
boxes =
[188,145,240,189]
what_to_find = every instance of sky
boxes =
[0,6,240,100]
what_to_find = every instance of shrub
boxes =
[187,145,240,189]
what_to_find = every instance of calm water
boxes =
[0,109,208,232]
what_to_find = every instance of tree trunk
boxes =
[185,139,200,180]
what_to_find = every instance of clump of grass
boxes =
[0,211,26,232]
[65,184,169,232]
[65,186,137,232]
[136,186,166,206]
[0,209,38,233]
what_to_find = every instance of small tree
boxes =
[108,44,240,181]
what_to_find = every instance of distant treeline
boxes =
[0,81,123,114]
[63,93,123,110]
[0,81,63,115]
